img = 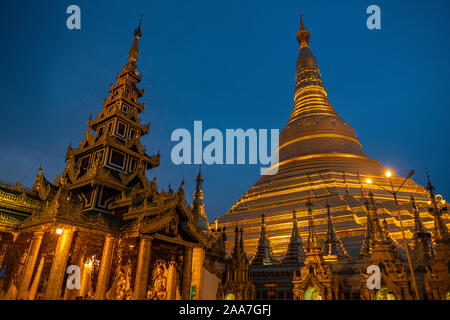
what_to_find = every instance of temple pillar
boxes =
[79,257,93,298]
[28,255,45,300]
[94,235,116,300]
[17,231,44,299]
[44,228,75,300]
[190,247,205,300]
[182,246,193,300]
[133,236,152,300]
[166,262,177,300]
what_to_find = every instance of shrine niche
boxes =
[304,287,322,300]
[106,239,137,300]
[375,288,397,300]
[146,241,184,300]
[147,260,169,300]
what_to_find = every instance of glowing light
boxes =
[385,171,392,178]
[366,178,372,184]
[56,228,63,235]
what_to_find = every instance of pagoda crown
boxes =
[275,14,383,174]
[192,166,209,230]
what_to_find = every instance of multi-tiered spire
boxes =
[251,215,274,266]
[192,166,209,230]
[359,194,377,257]
[63,20,160,213]
[360,192,400,258]
[282,210,305,265]
[274,15,383,175]
[410,194,433,265]
[322,202,350,261]
[305,198,321,256]
[426,177,449,242]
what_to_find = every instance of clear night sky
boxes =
[0,0,449,221]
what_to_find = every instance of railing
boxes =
[0,180,32,193]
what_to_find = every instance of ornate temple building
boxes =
[217,16,450,300]
[0,22,225,300]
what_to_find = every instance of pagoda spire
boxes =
[282,210,305,265]
[192,165,208,230]
[128,15,142,63]
[251,214,274,266]
[359,196,374,257]
[322,202,350,261]
[240,226,245,251]
[296,13,310,49]
[411,194,427,236]
[410,194,433,264]
[305,198,321,255]
[59,20,160,214]
[276,14,382,173]
[368,191,386,243]
[426,176,449,242]
[381,212,395,249]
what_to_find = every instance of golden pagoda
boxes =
[217,15,450,299]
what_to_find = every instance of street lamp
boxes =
[366,169,421,300]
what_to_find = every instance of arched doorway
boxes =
[224,293,235,300]
[375,288,397,300]
[303,287,322,300]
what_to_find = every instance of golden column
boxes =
[17,231,44,299]
[190,247,205,300]
[44,228,75,300]
[28,255,45,300]
[182,246,193,300]
[133,236,152,300]
[94,235,116,300]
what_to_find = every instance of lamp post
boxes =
[365,169,421,300]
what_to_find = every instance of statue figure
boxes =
[148,265,167,300]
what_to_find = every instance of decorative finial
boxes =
[425,168,434,193]
[129,16,143,62]
[135,14,143,37]
[197,164,203,180]
[296,12,310,48]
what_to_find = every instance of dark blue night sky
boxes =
[0,0,449,221]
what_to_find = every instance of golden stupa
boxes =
[217,16,441,260]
